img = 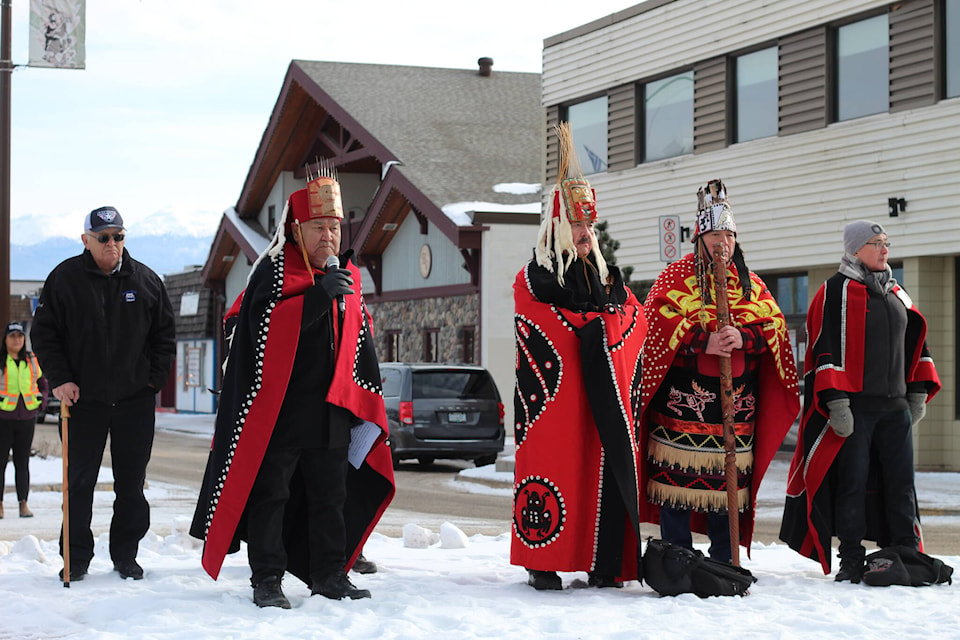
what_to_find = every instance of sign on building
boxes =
[658,215,681,263]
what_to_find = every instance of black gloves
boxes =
[319,267,354,299]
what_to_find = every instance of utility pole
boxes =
[0,0,12,325]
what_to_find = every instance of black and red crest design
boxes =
[513,476,565,548]
[513,315,562,446]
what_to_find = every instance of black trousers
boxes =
[834,406,916,557]
[59,393,156,565]
[660,506,732,562]
[0,417,36,502]
[246,444,348,585]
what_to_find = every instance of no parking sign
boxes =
[659,215,681,263]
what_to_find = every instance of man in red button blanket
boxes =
[640,179,799,562]
[780,220,940,582]
[512,123,647,591]
[191,163,394,608]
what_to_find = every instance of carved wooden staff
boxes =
[711,242,741,567]
[61,402,72,587]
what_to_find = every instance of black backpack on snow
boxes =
[641,537,757,597]
[861,546,953,587]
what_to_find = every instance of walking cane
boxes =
[711,243,741,567]
[61,402,71,587]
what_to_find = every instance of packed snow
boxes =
[1,412,959,639]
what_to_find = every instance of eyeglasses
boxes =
[87,232,125,244]
[865,240,891,250]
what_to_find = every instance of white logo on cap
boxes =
[99,210,118,223]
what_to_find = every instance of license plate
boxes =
[447,412,467,423]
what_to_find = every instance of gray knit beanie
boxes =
[843,220,886,255]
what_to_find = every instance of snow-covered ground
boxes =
[1,412,958,639]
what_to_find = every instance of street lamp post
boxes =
[0,0,13,325]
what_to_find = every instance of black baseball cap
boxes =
[85,206,125,232]
[4,321,25,337]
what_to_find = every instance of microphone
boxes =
[325,254,346,313]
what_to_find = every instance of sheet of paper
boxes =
[348,420,381,469]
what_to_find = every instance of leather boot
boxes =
[19,500,33,518]
[253,575,291,609]
[311,570,371,600]
[835,541,865,583]
[527,569,562,591]
[588,572,623,588]
[351,553,378,575]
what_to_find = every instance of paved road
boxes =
[24,421,960,555]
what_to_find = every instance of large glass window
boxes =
[643,71,693,162]
[837,15,889,121]
[736,47,779,142]
[566,97,608,174]
[948,0,960,98]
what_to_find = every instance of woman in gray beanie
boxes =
[781,220,941,582]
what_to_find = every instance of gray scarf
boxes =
[838,253,895,294]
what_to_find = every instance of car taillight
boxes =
[399,401,414,425]
[497,402,504,426]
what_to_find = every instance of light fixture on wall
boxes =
[888,197,906,217]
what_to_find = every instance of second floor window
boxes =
[567,97,608,174]
[837,14,889,121]
[385,331,400,362]
[736,47,779,142]
[643,71,693,162]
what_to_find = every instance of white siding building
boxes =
[543,0,960,470]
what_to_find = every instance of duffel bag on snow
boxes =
[641,538,756,597]
[862,546,953,587]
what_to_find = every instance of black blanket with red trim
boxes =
[190,245,395,583]
[780,274,940,574]
[511,259,646,579]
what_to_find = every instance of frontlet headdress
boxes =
[248,159,344,280]
[535,122,608,285]
[692,178,751,305]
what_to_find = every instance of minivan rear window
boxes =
[381,369,402,397]
[412,371,498,400]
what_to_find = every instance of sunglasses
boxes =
[87,232,125,244]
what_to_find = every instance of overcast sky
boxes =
[7,0,636,243]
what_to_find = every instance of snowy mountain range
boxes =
[10,207,221,281]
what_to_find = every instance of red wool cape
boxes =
[780,275,940,573]
[190,244,395,582]
[511,264,647,578]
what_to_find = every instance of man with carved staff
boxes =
[511,123,647,590]
[780,220,940,583]
[639,179,799,562]
[191,164,395,608]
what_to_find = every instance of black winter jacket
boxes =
[31,248,176,405]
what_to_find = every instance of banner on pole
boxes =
[28,0,86,69]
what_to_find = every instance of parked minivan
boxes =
[380,363,505,468]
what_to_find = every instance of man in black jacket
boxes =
[31,206,176,583]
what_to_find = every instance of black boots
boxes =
[114,559,144,580]
[253,575,291,609]
[835,542,866,583]
[311,570,371,600]
[59,560,90,583]
[527,569,562,591]
[587,573,623,588]
[352,554,378,575]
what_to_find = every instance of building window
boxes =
[385,330,401,362]
[948,0,960,98]
[643,70,693,162]
[837,14,889,121]
[772,274,809,316]
[461,326,476,364]
[735,47,779,142]
[566,96,608,174]
[423,328,439,363]
[267,205,277,235]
